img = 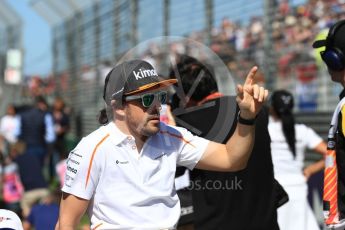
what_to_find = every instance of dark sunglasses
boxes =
[124,91,167,108]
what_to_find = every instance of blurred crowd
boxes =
[0,97,71,229]
[24,1,345,100]
[140,0,345,87]
[209,0,345,79]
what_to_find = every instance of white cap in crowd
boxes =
[0,209,23,230]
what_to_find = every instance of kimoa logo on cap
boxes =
[133,68,158,80]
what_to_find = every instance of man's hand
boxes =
[236,66,269,119]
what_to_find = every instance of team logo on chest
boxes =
[116,160,129,164]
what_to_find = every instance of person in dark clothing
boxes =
[11,141,49,218]
[52,98,70,158]
[313,19,345,228]
[50,97,70,181]
[17,96,55,168]
[170,54,286,230]
[23,190,60,230]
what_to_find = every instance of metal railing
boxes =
[27,0,345,137]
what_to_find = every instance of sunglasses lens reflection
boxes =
[142,94,155,107]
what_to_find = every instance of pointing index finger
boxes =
[244,66,258,85]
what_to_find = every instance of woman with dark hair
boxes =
[269,90,326,230]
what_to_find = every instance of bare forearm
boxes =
[56,226,76,230]
[303,142,327,178]
[55,220,77,230]
[225,123,255,170]
[23,221,31,230]
[56,193,89,230]
[305,160,325,175]
[55,220,78,230]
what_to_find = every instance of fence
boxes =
[43,0,345,138]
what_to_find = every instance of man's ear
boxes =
[111,100,126,116]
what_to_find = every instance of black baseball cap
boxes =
[271,90,294,115]
[103,60,177,106]
[312,20,345,52]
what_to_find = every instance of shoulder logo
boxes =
[70,149,82,158]
[67,165,78,174]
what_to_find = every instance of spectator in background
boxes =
[51,97,70,181]
[11,141,49,218]
[0,142,24,217]
[0,209,23,230]
[17,96,55,168]
[279,0,290,16]
[55,151,68,188]
[0,141,5,209]
[269,90,326,230]
[23,190,60,230]
[0,104,19,145]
